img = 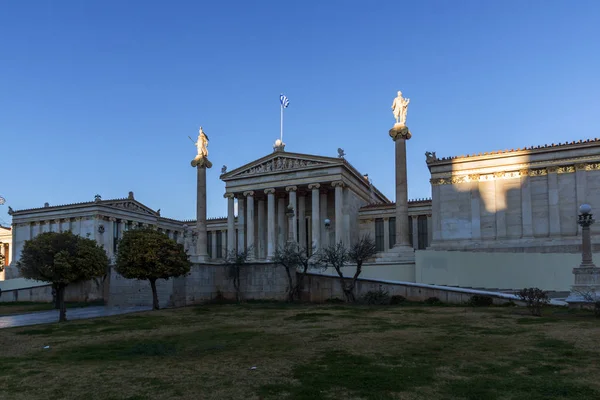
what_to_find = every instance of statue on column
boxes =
[391,91,410,126]
[190,126,213,168]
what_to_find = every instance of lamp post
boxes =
[324,218,331,246]
[566,204,600,307]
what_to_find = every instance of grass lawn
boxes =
[1,302,599,400]
[0,300,104,316]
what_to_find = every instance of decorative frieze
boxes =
[430,163,587,185]
[240,157,326,176]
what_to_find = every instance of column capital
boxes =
[411,215,419,220]
[109,217,117,222]
[331,180,345,188]
[308,183,321,190]
[224,192,235,199]
[264,188,276,195]
[389,125,412,141]
[547,166,558,174]
[426,214,432,218]
[576,163,587,171]
[243,191,255,197]
[285,186,298,192]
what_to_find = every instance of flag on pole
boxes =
[280,93,289,108]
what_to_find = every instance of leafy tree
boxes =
[115,228,191,310]
[224,248,252,302]
[17,231,108,322]
[316,235,377,303]
[272,242,314,302]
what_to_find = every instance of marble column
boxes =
[309,183,321,250]
[494,173,507,239]
[237,195,245,252]
[389,125,411,247]
[320,189,328,246]
[120,220,127,237]
[576,164,587,235]
[298,192,307,249]
[258,198,266,259]
[211,231,218,259]
[520,169,534,238]
[244,191,255,258]
[383,217,390,251]
[221,230,227,258]
[225,193,235,254]
[332,181,344,245]
[470,178,482,240]
[286,186,298,242]
[265,188,276,259]
[194,161,211,262]
[412,215,419,250]
[547,167,561,237]
[277,194,286,248]
[426,214,433,248]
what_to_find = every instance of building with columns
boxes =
[0,225,11,279]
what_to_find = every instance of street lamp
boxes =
[566,204,600,306]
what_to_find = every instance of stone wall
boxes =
[0,279,104,303]
[107,262,291,308]
[299,273,525,305]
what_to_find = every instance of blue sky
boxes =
[2,0,599,223]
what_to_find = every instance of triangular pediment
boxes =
[221,152,343,180]
[102,200,158,216]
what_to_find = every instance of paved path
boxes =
[0,306,152,329]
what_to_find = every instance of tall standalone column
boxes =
[286,186,298,242]
[265,188,276,259]
[332,181,344,245]
[244,191,255,258]
[309,184,321,251]
[389,124,412,248]
[191,151,212,262]
[225,193,236,254]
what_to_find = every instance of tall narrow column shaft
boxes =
[225,193,235,254]
[265,189,276,259]
[195,165,210,261]
[309,184,321,250]
[244,191,255,258]
[333,181,344,245]
[286,186,298,242]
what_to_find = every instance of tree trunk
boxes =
[284,266,295,302]
[347,263,362,304]
[52,283,59,309]
[149,279,159,310]
[58,284,67,322]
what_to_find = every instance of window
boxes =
[113,222,119,253]
[216,232,223,259]
[375,218,384,252]
[388,217,396,249]
[418,215,428,249]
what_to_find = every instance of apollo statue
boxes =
[391,90,410,126]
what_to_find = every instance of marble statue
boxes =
[425,151,437,162]
[7,206,13,215]
[221,165,227,174]
[391,91,410,126]
[195,127,209,158]
[337,148,346,158]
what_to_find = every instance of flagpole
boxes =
[280,103,284,142]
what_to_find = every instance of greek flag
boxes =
[280,93,289,108]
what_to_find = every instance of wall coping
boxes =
[305,272,567,306]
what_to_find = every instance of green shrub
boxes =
[390,295,406,305]
[325,297,345,304]
[500,300,517,307]
[360,289,390,305]
[424,297,442,305]
[468,295,494,307]
[594,301,600,318]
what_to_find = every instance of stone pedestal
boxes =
[191,155,212,263]
[567,217,600,307]
[381,123,414,263]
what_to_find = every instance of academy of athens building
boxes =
[5,90,600,294]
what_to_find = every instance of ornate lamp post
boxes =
[566,204,600,307]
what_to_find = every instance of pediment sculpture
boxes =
[239,157,326,176]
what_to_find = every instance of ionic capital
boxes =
[331,180,345,188]
[576,163,587,171]
[285,186,298,192]
[264,188,276,195]
[547,166,558,174]
[411,215,419,220]
[243,191,255,197]
[224,193,235,199]
[109,217,117,222]
[308,183,321,190]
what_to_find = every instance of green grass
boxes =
[0,302,599,400]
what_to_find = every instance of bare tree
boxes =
[316,235,377,303]
[272,242,315,301]
[224,247,252,302]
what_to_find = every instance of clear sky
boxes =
[2,0,599,224]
